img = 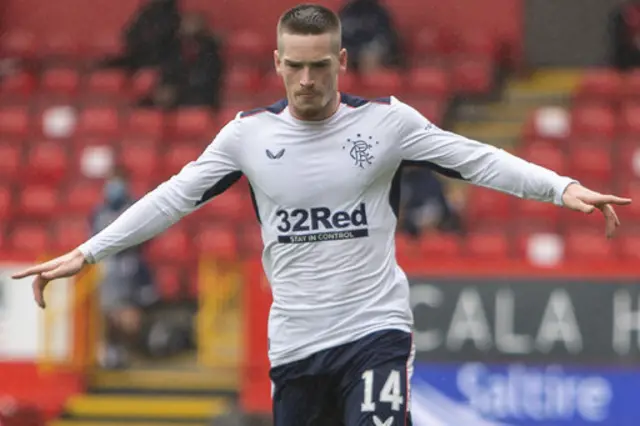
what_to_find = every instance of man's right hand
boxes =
[11,249,88,309]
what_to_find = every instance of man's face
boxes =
[274,32,347,120]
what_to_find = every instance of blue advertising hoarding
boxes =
[410,362,640,426]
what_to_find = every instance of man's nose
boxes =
[300,68,314,87]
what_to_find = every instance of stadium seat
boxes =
[207,189,253,223]
[410,28,450,65]
[0,143,23,181]
[465,231,510,259]
[238,224,264,257]
[418,233,461,259]
[24,140,68,184]
[617,138,640,182]
[361,70,403,96]
[618,234,640,261]
[573,69,622,105]
[77,106,120,138]
[0,106,29,138]
[567,144,613,185]
[619,103,640,136]
[82,32,122,59]
[0,185,13,221]
[222,66,261,96]
[9,223,50,255]
[195,225,239,260]
[18,185,59,219]
[515,231,564,265]
[340,72,358,94]
[125,109,165,139]
[146,227,193,264]
[119,140,160,180]
[615,181,640,223]
[153,265,183,301]
[0,30,37,59]
[622,69,640,101]
[518,142,566,174]
[395,233,421,259]
[224,29,270,67]
[62,180,104,215]
[170,108,216,139]
[85,70,128,97]
[454,31,496,61]
[465,187,512,229]
[514,199,560,230]
[0,70,37,99]
[571,105,616,140]
[411,99,443,125]
[130,69,159,97]
[450,58,493,95]
[564,229,615,261]
[40,67,80,96]
[406,67,450,100]
[51,218,89,253]
[164,144,203,176]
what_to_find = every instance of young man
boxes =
[14,4,631,426]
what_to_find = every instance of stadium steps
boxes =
[49,368,237,426]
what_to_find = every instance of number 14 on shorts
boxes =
[360,369,405,425]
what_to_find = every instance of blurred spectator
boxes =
[93,169,156,368]
[139,12,224,110]
[100,0,181,72]
[611,0,640,70]
[339,0,404,73]
[398,167,464,237]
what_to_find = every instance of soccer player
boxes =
[13,4,631,426]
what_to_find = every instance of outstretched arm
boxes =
[13,117,244,308]
[393,98,631,237]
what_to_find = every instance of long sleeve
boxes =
[77,117,243,263]
[392,97,576,206]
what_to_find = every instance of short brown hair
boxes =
[277,4,341,38]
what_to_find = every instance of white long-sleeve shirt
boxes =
[78,94,575,367]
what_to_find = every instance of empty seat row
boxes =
[574,69,640,103]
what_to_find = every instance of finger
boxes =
[11,259,60,279]
[32,276,48,309]
[566,197,596,214]
[590,194,632,206]
[41,263,75,281]
[600,204,619,239]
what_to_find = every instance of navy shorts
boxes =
[270,329,414,426]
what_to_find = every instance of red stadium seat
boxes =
[0,185,14,221]
[9,223,50,255]
[130,69,159,97]
[411,99,443,125]
[407,67,450,100]
[77,106,120,138]
[618,234,640,261]
[0,143,23,181]
[450,58,493,95]
[24,140,68,184]
[361,70,403,96]
[619,103,640,136]
[564,229,615,261]
[204,189,252,223]
[395,233,421,259]
[622,70,640,101]
[0,70,37,98]
[195,225,239,260]
[146,227,193,264]
[465,231,510,259]
[418,233,461,259]
[170,108,216,139]
[515,231,564,264]
[571,105,616,140]
[18,185,58,218]
[125,109,165,138]
[154,265,183,300]
[617,138,640,182]
[119,140,160,180]
[454,31,496,60]
[40,67,80,96]
[39,33,80,61]
[518,142,566,174]
[51,218,89,253]
[573,69,622,105]
[238,224,264,257]
[567,144,613,184]
[224,30,270,67]
[0,106,29,137]
[615,181,640,223]
[410,28,450,64]
[514,199,560,230]
[0,30,37,59]
[223,67,261,95]
[85,70,128,96]
[466,187,512,229]
[164,144,203,176]
[82,33,122,59]
[62,180,104,215]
